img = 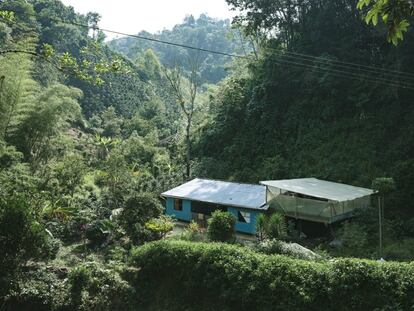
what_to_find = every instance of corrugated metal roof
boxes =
[260,178,374,202]
[162,178,267,210]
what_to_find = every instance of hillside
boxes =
[195,0,414,217]
[108,14,246,84]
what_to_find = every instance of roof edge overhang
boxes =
[161,194,268,211]
[260,181,374,202]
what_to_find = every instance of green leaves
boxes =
[144,215,174,238]
[57,50,114,85]
[207,210,236,242]
[372,177,396,194]
[388,19,410,45]
[41,43,55,59]
[130,240,414,310]
[357,0,413,45]
[356,0,372,10]
[0,10,15,23]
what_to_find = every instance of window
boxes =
[238,211,251,223]
[174,199,183,211]
[191,201,226,216]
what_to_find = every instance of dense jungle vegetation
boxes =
[1,0,414,310]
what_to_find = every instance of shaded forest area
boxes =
[196,0,414,215]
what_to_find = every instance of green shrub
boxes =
[336,221,371,258]
[5,262,133,311]
[40,237,61,260]
[69,263,133,310]
[265,212,287,239]
[256,212,288,240]
[383,239,414,261]
[129,240,414,311]
[207,210,235,242]
[174,221,204,242]
[3,267,70,311]
[119,192,163,244]
[69,265,92,306]
[0,196,53,273]
[85,222,108,245]
[186,221,204,241]
[144,215,174,239]
[85,219,115,245]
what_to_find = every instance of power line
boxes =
[1,9,250,59]
[273,58,414,90]
[270,49,414,82]
[272,53,414,89]
[50,11,414,82]
[280,49,414,80]
[76,22,251,60]
[3,8,414,90]
[52,21,414,88]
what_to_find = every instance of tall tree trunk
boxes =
[185,114,192,179]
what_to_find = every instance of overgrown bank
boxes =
[128,240,414,311]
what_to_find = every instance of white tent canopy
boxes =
[162,178,267,210]
[260,178,374,202]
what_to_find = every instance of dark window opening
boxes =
[174,199,183,211]
[284,191,329,202]
[191,201,226,216]
[238,211,251,223]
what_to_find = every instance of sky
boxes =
[61,0,237,40]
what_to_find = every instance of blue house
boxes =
[161,178,268,234]
[162,177,374,235]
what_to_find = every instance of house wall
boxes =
[165,197,191,221]
[228,207,260,235]
[165,197,261,234]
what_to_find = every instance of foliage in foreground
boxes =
[0,196,59,297]
[119,192,164,244]
[129,240,414,311]
[3,262,133,311]
[206,210,235,242]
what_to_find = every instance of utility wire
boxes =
[271,53,414,88]
[270,49,414,82]
[72,21,251,60]
[273,58,414,90]
[279,49,414,80]
[3,8,414,90]
[2,8,251,60]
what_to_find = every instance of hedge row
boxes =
[128,240,414,311]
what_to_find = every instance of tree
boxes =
[51,153,87,197]
[136,49,162,81]
[10,84,82,167]
[0,195,57,296]
[119,192,163,243]
[207,210,236,242]
[163,56,200,179]
[357,0,414,45]
[226,0,300,49]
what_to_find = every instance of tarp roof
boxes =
[260,178,374,202]
[162,178,267,210]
